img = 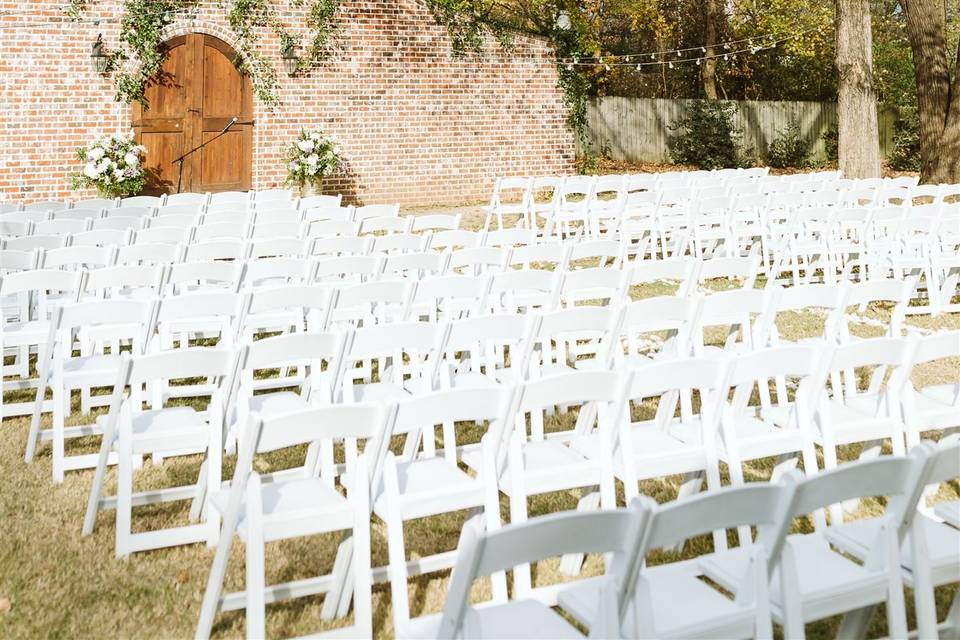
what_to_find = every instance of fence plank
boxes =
[581,97,897,164]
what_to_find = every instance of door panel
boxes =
[133,33,252,195]
[199,130,244,189]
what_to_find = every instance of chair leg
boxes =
[244,475,266,640]
[322,534,352,621]
[51,384,65,484]
[559,489,600,576]
[115,419,133,558]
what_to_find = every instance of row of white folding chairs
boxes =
[431,440,958,640]
[0,201,406,241]
[0,189,347,215]
[60,317,959,637]
[15,275,945,493]
[484,172,928,232]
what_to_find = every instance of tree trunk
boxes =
[835,0,881,178]
[702,0,719,99]
[901,0,960,183]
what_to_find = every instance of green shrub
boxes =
[822,123,839,163]
[888,108,921,171]
[575,152,601,175]
[667,100,746,170]
[766,120,811,168]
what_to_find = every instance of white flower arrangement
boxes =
[284,129,340,191]
[71,134,147,198]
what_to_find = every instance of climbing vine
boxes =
[65,0,339,108]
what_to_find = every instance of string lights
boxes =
[561,26,821,70]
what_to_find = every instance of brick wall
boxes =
[0,0,574,206]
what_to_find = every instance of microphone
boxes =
[220,117,238,133]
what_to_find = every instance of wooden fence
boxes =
[581,97,898,164]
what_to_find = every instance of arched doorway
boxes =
[133,33,253,195]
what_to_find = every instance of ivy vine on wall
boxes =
[66,0,339,108]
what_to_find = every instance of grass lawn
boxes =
[1,220,958,638]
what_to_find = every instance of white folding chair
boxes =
[26,298,156,482]
[531,305,620,378]
[627,257,700,299]
[825,440,960,640]
[562,481,795,640]
[815,337,914,504]
[325,279,413,328]
[298,193,343,211]
[196,403,384,639]
[237,284,332,342]
[439,313,539,391]
[381,387,516,634]
[167,260,243,294]
[433,505,647,639]
[581,357,728,545]
[486,269,561,314]
[484,176,531,232]
[701,448,931,639]
[410,273,490,322]
[82,347,235,556]
[336,320,443,404]
[409,212,461,233]
[900,331,960,447]
[353,203,399,221]
[230,331,347,449]
[613,295,700,365]
[0,269,84,421]
[463,370,633,602]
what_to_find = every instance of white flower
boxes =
[297,140,315,153]
[83,162,98,179]
[88,147,105,161]
[306,153,319,165]
[289,161,300,172]
[113,168,125,180]
[97,159,111,174]
[123,152,139,167]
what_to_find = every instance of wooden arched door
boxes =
[133,33,253,195]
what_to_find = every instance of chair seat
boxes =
[451,370,508,390]
[374,457,483,520]
[350,381,410,403]
[209,477,351,542]
[935,501,960,529]
[463,439,595,495]
[825,515,960,578]
[62,353,123,381]
[398,600,581,639]
[2,319,49,345]
[558,560,757,638]
[130,406,207,438]
[700,534,889,619]
[248,391,309,417]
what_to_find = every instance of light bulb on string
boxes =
[650,53,656,60]
[701,47,706,53]
[668,61,674,68]
[696,58,701,65]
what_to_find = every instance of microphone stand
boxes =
[172,117,238,194]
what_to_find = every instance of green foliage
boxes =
[888,108,921,171]
[667,100,746,169]
[822,123,838,162]
[765,119,810,168]
[66,0,339,108]
[108,0,192,106]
